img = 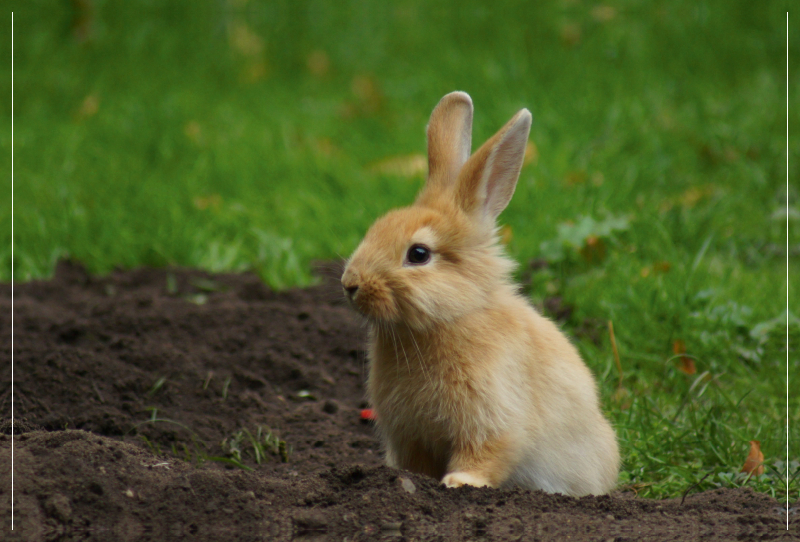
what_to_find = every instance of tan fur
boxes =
[342,92,620,496]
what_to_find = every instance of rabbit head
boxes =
[342,92,531,331]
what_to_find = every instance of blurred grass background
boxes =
[1,0,798,500]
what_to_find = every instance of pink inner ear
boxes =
[482,132,528,219]
[453,109,530,222]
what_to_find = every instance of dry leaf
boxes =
[564,170,587,186]
[673,339,696,375]
[678,357,696,375]
[71,0,95,42]
[660,185,717,212]
[579,235,606,263]
[313,138,337,158]
[641,261,671,278]
[723,147,739,162]
[241,61,268,83]
[367,154,426,178]
[228,21,264,57]
[184,121,202,144]
[591,5,617,22]
[351,75,382,114]
[741,440,764,476]
[499,225,513,245]
[611,387,631,410]
[524,141,539,166]
[193,195,222,211]
[307,50,330,77]
[76,94,99,120]
[654,261,671,273]
[560,23,582,47]
[679,186,715,208]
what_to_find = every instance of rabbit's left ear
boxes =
[455,109,531,223]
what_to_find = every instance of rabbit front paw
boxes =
[442,471,490,488]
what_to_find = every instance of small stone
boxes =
[322,400,339,414]
[124,489,135,498]
[398,477,416,494]
[605,514,615,520]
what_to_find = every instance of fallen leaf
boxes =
[499,225,513,245]
[351,74,382,114]
[367,154,426,177]
[654,261,671,273]
[560,22,582,47]
[660,185,717,212]
[313,138,337,157]
[680,186,715,208]
[679,357,696,375]
[564,170,587,186]
[241,60,268,83]
[673,340,696,375]
[579,234,606,263]
[741,440,764,476]
[307,50,330,77]
[641,261,671,278]
[184,121,203,144]
[76,94,99,121]
[611,387,631,410]
[591,5,617,22]
[71,0,95,42]
[193,194,222,211]
[524,142,539,166]
[228,21,264,57]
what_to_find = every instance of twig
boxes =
[91,380,105,404]
[608,320,623,389]
[681,472,713,506]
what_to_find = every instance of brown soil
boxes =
[1,261,795,541]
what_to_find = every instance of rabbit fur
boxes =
[341,91,620,496]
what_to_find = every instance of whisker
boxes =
[393,324,413,377]
[405,324,432,391]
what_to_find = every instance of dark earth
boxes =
[1,260,795,541]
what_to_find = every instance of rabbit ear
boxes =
[425,92,474,190]
[454,108,531,223]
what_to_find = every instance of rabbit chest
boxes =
[367,329,515,451]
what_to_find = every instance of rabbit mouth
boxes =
[342,279,399,323]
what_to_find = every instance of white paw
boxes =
[442,471,490,488]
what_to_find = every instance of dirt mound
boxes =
[1,261,794,540]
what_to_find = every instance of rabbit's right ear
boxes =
[454,108,531,225]
[424,92,474,191]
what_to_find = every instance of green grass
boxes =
[2,0,797,501]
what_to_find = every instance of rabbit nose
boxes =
[344,284,359,298]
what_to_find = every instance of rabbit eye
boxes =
[406,244,431,265]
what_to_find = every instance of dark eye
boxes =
[406,244,431,265]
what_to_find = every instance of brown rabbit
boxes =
[341,92,619,496]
